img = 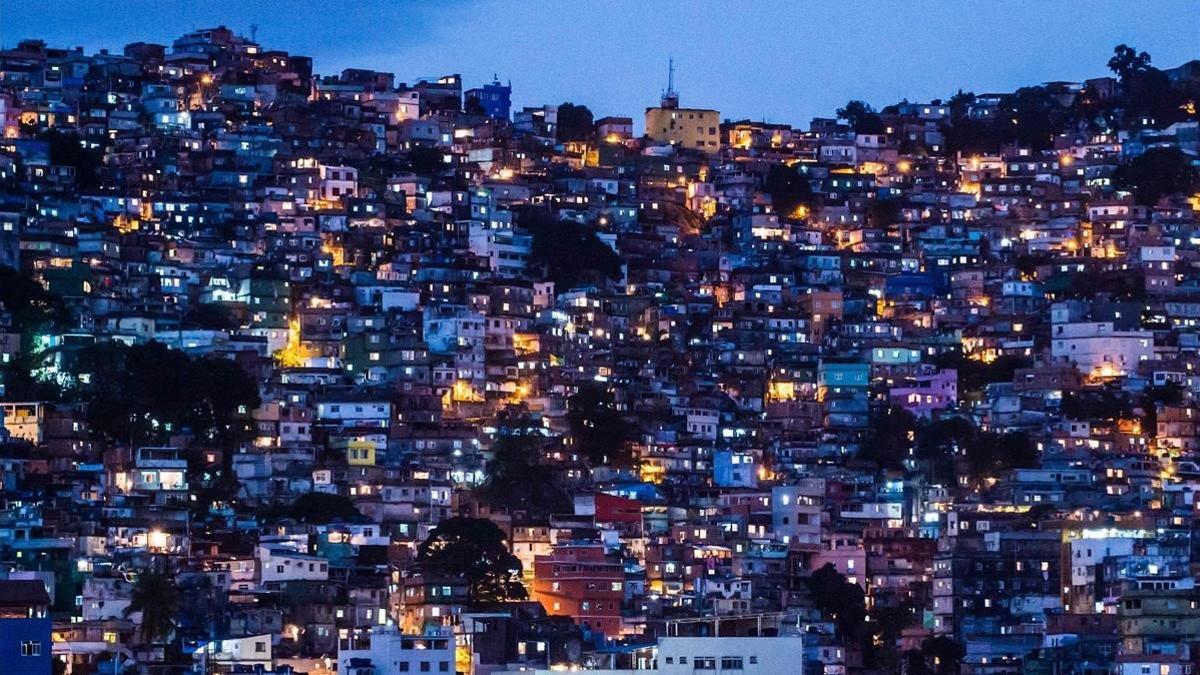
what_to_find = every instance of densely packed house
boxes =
[1,26,1199,675]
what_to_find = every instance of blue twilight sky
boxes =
[3,0,1198,129]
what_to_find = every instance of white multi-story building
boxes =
[495,636,809,674]
[1050,321,1154,378]
[771,480,824,548]
[338,628,455,675]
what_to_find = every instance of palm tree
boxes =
[125,568,179,644]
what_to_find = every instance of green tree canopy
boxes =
[763,163,815,216]
[1113,147,1199,206]
[126,568,179,644]
[406,145,447,175]
[905,636,966,675]
[288,492,365,524]
[1108,44,1153,84]
[73,341,260,446]
[863,405,917,470]
[567,382,634,466]
[836,100,884,133]
[478,430,572,519]
[519,208,622,290]
[808,563,867,644]
[556,102,595,143]
[415,517,526,604]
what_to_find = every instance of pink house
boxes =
[889,368,957,417]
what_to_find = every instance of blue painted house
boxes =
[0,580,52,675]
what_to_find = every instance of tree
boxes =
[836,100,876,131]
[38,129,105,190]
[1062,389,1134,421]
[868,598,920,669]
[914,416,976,485]
[0,265,69,399]
[1108,44,1152,85]
[932,349,1029,397]
[406,145,446,175]
[126,568,179,644]
[520,208,622,290]
[763,163,815,217]
[867,198,902,229]
[288,492,364,524]
[1003,87,1068,151]
[947,90,976,122]
[478,431,572,518]
[556,102,594,143]
[567,383,634,465]
[965,431,1038,481]
[1143,381,1185,408]
[808,563,867,644]
[73,341,260,447]
[415,517,526,604]
[1113,147,1199,206]
[863,405,917,470]
[905,636,966,675]
[184,303,236,330]
[464,94,486,117]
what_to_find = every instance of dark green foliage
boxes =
[38,129,105,190]
[914,417,1038,483]
[1108,44,1153,83]
[73,341,260,446]
[1143,381,1185,408]
[464,94,486,117]
[478,430,572,518]
[1063,269,1147,300]
[932,349,1029,397]
[867,598,921,669]
[406,145,446,175]
[567,383,633,465]
[863,405,917,470]
[125,568,179,644]
[763,163,815,216]
[0,266,69,337]
[964,430,1037,479]
[867,197,902,229]
[1004,87,1069,151]
[808,563,867,643]
[836,100,884,133]
[1061,390,1135,421]
[904,636,966,675]
[415,517,526,604]
[0,266,69,399]
[184,302,236,330]
[288,492,364,524]
[520,208,621,290]
[1113,147,1199,206]
[1013,252,1053,278]
[941,116,1007,156]
[556,102,594,143]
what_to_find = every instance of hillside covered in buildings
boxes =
[1,25,1200,675]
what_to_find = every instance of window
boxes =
[694,657,716,669]
[420,661,431,672]
[21,641,42,656]
[721,657,744,670]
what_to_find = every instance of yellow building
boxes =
[645,105,720,154]
[346,438,377,466]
